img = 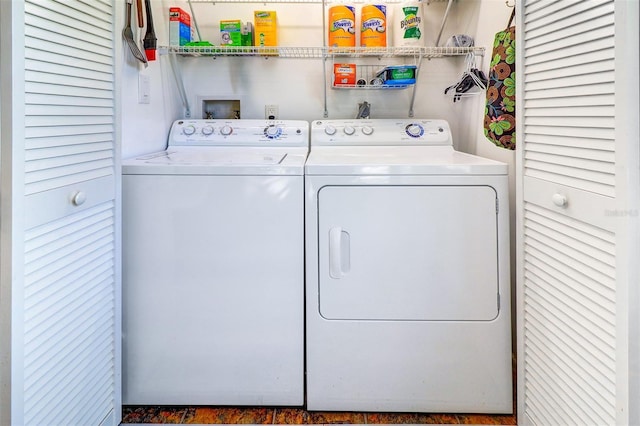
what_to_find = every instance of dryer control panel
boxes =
[169,119,309,147]
[311,119,453,146]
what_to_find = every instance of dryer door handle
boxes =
[329,227,350,279]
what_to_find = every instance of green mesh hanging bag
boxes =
[484,9,516,150]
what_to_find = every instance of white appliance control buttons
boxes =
[405,123,424,138]
[264,125,282,139]
[183,125,196,136]
[343,126,356,135]
[220,125,233,136]
[361,125,374,135]
[201,125,214,136]
[325,125,337,135]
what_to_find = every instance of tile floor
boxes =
[122,406,516,424]
[123,359,517,424]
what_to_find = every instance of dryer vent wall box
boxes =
[200,98,241,119]
[305,119,512,414]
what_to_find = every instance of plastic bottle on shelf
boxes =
[393,0,425,47]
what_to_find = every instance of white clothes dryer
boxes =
[305,119,512,413]
[122,119,308,405]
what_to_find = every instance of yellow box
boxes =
[254,10,277,49]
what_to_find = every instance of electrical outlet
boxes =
[265,104,278,120]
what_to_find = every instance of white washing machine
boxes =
[305,119,512,413]
[122,119,308,405]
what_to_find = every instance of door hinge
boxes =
[497,292,501,310]
[496,198,499,214]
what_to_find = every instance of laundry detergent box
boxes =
[169,7,191,46]
[254,11,277,47]
[220,20,242,46]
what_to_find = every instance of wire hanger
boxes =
[444,52,488,102]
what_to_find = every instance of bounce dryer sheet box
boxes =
[220,20,243,46]
[333,63,357,87]
[169,7,191,46]
[254,11,278,54]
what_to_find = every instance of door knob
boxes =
[71,191,87,206]
[552,193,567,208]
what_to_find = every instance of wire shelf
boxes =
[327,46,483,58]
[165,46,484,59]
[167,46,326,58]
[188,0,453,3]
[189,0,322,3]
[332,64,414,90]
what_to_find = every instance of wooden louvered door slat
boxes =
[1,0,119,424]
[517,0,639,425]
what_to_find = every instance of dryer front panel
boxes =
[317,185,499,321]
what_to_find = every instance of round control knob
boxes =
[343,126,355,135]
[201,125,214,136]
[405,123,424,138]
[325,125,337,135]
[183,125,196,136]
[220,125,233,136]
[264,125,281,139]
[362,125,374,135]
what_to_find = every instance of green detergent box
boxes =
[220,20,242,46]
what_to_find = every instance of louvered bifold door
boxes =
[18,0,118,425]
[517,0,619,425]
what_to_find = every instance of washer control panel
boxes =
[169,119,309,147]
[312,119,452,146]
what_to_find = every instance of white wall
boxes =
[120,0,184,158]
[120,0,513,158]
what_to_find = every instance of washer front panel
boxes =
[123,174,304,405]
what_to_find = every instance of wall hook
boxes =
[505,0,515,7]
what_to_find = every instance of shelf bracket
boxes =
[323,56,329,118]
[435,0,455,47]
[168,53,192,118]
[322,1,329,118]
[408,54,423,118]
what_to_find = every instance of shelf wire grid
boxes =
[167,46,484,58]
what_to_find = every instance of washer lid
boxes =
[304,146,508,175]
[141,150,287,165]
[123,147,308,175]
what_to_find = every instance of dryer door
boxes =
[317,185,499,321]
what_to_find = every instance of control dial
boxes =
[220,125,233,136]
[343,125,355,135]
[325,125,337,135]
[264,125,282,139]
[201,125,214,136]
[183,125,196,136]
[405,123,424,138]
[361,125,374,135]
